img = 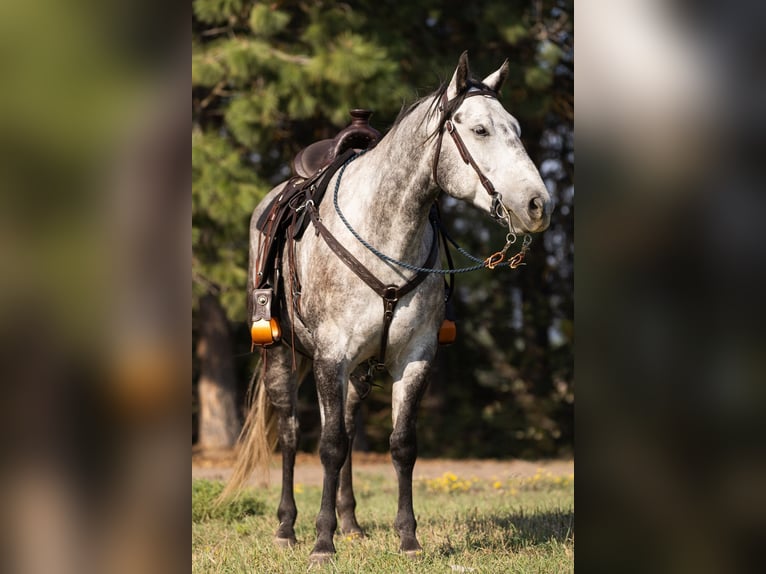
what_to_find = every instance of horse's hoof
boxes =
[273,536,296,548]
[401,539,423,560]
[308,551,334,566]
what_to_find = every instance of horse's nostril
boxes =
[528,196,544,217]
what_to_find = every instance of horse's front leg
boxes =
[336,373,368,537]
[310,358,350,563]
[390,359,432,556]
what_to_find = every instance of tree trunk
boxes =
[196,294,240,450]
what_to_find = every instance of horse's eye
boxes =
[472,126,488,136]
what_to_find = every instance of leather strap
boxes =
[309,205,438,298]
[308,203,440,368]
[432,204,455,302]
[445,119,497,197]
[431,88,500,199]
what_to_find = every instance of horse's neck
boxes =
[338,102,438,262]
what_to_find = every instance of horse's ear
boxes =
[446,51,471,100]
[482,59,510,93]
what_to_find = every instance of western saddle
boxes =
[292,109,381,178]
[249,110,382,347]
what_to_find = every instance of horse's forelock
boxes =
[427,77,493,140]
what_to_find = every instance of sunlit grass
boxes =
[420,468,574,495]
[192,469,573,573]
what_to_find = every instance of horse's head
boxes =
[433,52,552,234]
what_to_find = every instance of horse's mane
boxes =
[389,75,496,142]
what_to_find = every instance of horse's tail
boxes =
[218,363,277,503]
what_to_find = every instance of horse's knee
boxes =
[390,426,417,468]
[313,359,351,469]
[319,427,349,471]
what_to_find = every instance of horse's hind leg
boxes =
[389,359,432,556]
[263,345,308,547]
[336,373,368,537]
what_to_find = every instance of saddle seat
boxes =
[292,109,381,178]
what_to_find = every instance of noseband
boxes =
[431,87,513,228]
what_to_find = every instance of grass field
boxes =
[192,468,574,573]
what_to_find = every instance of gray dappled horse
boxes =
[223,52,552,563]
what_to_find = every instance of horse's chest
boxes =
[304,278,440,356]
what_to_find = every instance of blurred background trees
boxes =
[192,0,573,458]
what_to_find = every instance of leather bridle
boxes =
[431,88,514,228]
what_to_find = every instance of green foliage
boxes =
[301,4,366,48]
[193,0,246,25]
[538,40,564,68]
[191,43,226,87]
[192,479,265,522]
[502,23,530,45]
[524,65,551,90]
[248,4,290,37]
[191,129,267,319]
[225,88,280,147]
